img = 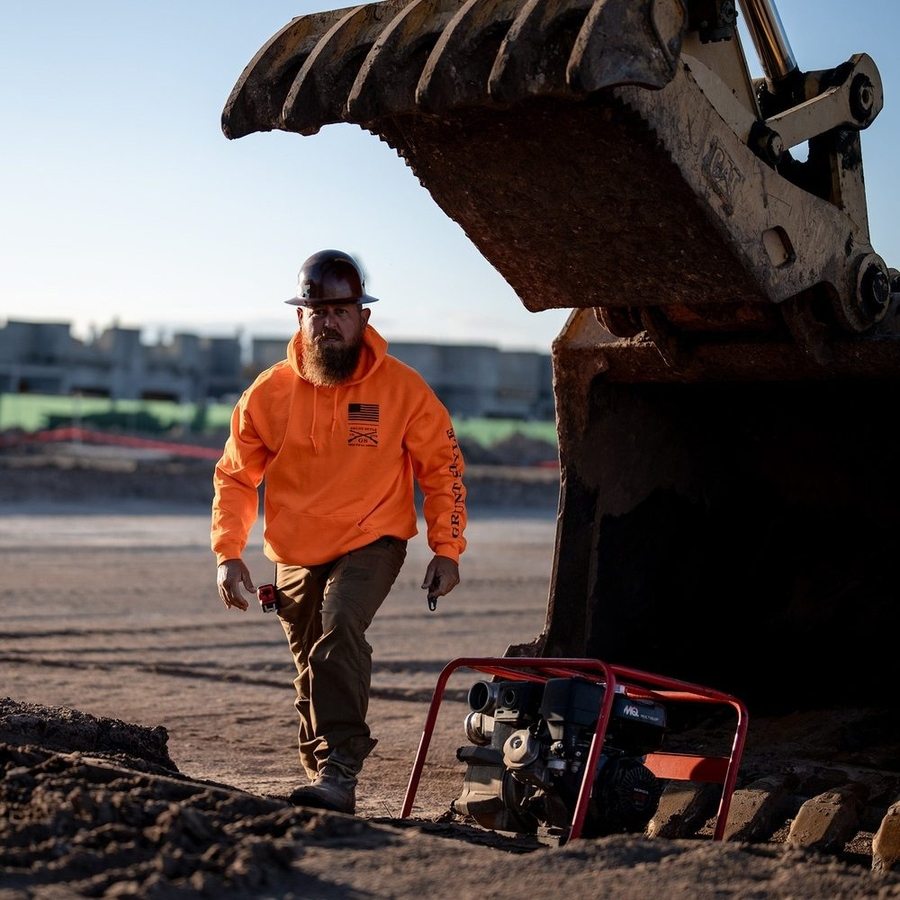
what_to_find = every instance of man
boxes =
[212,249,466,815]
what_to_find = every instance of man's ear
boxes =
[296,308,304,326]
[361,307,371,327]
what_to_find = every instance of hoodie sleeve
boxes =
[404,385,467,563]
[211,392,272,564]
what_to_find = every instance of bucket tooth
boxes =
[282,1,411,134]
[568,0,686,93]
[221,7,352,139]
[346,0,467,123]
[416,0,523,114]
[488,0,595,104]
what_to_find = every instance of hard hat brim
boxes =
[284,294,380,307]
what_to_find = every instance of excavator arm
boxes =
[223,0,900,707]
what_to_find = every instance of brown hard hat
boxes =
[285,249,379,306]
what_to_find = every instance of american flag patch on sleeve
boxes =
[348,403,379,422]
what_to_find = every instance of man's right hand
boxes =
[216,558,256,611]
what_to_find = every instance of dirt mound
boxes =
[0,444,560,510]
[456,433,557,467]
[0,699,397,897]
[0,699,177,774]
[0,447,215,506]
[3,700,900,898]
[0,740,393,898]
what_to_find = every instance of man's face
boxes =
[298,302,370,386]
[299,302,369,347]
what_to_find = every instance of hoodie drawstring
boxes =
[308,387,340,454]
[309,386,319,455]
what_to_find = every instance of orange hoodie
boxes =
[211,326,466,567]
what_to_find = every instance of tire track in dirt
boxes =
[0,655,467,703]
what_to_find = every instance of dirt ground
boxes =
[2,453,900,897]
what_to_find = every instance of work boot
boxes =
[289,764,357,814]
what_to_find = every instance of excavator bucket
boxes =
[223,0,900,708]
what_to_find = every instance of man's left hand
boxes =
[422,555,460,605]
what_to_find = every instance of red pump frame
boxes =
[400,657,749,841]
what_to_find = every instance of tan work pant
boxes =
[275,536,407,780]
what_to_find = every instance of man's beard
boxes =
[300,330,364,387]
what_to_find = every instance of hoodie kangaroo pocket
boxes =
[264,507,374,566]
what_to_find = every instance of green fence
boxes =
[451,417,556,447]
[0,393,557,447]
[0,393,234,435]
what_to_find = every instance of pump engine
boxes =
[452,677,667,837]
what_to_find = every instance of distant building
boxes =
[390,342,553,420]
[0,319,553,419]
[0,320,244,403]
[250,336,290,374]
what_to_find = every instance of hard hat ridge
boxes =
[285,249,379,306]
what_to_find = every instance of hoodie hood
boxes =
[287,324,388,386]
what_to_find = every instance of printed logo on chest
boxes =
[348,402,379,447]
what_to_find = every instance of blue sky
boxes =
[1,1,898,352]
